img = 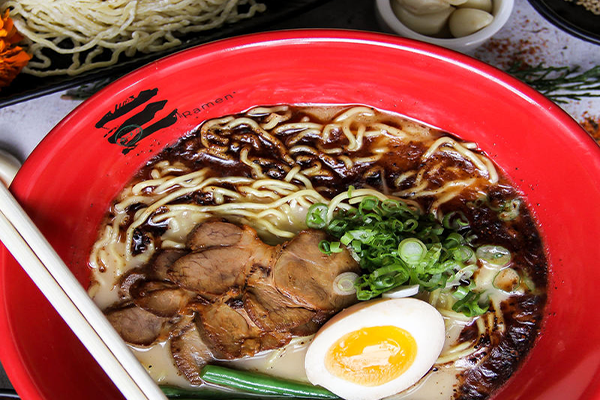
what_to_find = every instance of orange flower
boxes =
[0,9,31,89]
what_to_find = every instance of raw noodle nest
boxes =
[2,0,267,76]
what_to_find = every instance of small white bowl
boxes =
[375,0,514,53]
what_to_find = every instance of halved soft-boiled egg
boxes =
[305,298,445,400]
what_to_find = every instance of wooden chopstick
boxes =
[0,184,166,400]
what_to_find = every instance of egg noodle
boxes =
[89,105,497,275]
[2,0,267,76]
[88,106,502,378]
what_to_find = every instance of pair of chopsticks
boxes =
[0,184,166,400]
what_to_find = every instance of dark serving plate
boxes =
[0,0,330,108]
[527,0,600,45]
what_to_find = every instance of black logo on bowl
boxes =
[96,88,178,155]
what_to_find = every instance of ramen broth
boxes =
[88,105,547,399]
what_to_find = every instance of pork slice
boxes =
[244,288,317,332]
[244,265,317,333]
[118,249,187,300]
[273,229,361,312]
[290,319,324,337]
[105,304,171,346]
[168,248,248,295]
[194,297,291,360]
[168,225,275,296]
[186,220,243,251]
[170,323,214,385]
[130,281,194,318]
[149,249,188,281]
[118,269,146,300]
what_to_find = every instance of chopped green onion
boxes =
[347,185,355,198]
[467,195,488,209]
[452,291,489,317]
[467,194,522,222]
[358,196,379,213]
[442,211,470,230]
[398,238,427,264]
[306,203,328,229]
[318,240,332,255]
[463,230,478,246]
[452,284,471,300]
[403,219,418,232]
[452,246,475,263]
[306,192,498,317]
[333,272,359,296]
[444,232,466,248]
[328,241,343,253]
[445,264,477,288]
[499,198,521,221]
[382,284,420,299]
[476,245,511,267]
[340,229,376,246]
[493,268,521,292]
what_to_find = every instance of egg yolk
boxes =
[324,325,417,386]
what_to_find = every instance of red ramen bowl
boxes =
[1,30,599,400]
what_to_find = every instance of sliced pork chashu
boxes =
[130,281,194,318]
[170,323,213,385]
[105,304,171,346]
[244,264,317,332]
[194,294,292,359]
[186,220,245,251]
[105,220,361,382]
[118,249,187,300]
[168,225,277,297]
[273,229,361,311]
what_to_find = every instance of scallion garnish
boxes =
[333,272,359,296]
[306,203,328,229]
[307,194,494,316]
[468,195,522,222]
[452,291,489,317]
[398,238,427,264]
[498,198,521,221]
[476,245,511,267]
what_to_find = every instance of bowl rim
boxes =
[1,28,599,400]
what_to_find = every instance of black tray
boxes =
[528,0,600,45]
[0,0,330,108]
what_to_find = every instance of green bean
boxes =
[199,365,339,399]
[161,384,260,399]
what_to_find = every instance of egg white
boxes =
[305,298,445,400]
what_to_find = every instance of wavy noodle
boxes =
[435,307,502,365]
[3,0,266,76]
[91,106,504,272]
[107,171,329,262]
[88,106,513,379]
[423,136,498,184]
